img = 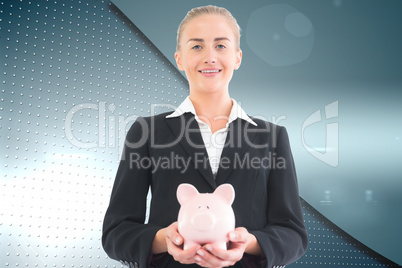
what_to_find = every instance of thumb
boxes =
[229,230,247,243]
[229,231,239,242]
[174,235,183,245]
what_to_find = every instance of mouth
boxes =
[199,69,222,74]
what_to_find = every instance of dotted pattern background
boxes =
[295,199,398,267]
[0,0,399,267]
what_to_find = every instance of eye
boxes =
[216,44,226,49]
[192,45,202,50]
[206,206,210,209]
[198,206,201,209]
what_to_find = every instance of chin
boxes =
[201,87,225,94]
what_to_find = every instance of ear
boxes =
[213,184,235,205]
[234,49,242,70]
[175,51,185,71]
[177,183,199,205]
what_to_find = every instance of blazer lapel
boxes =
[166,113,216,189]
[215,119,258,185]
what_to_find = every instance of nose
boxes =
[204,47,217,64]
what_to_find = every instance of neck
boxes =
[189,90,232,118]
[189,90,233,133]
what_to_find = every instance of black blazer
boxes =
[102,112,308,268]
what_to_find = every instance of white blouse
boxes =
[166,96,257,176]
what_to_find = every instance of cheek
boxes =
[222,56,237,69]
[223,62,236,73]
[182,55,197,70]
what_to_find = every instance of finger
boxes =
[228,228,248,243]
[173,235,183,246]
[196,253,233,268]
[167,240,200,264]
[196,248,226,268]
[165,222,183,246]
[198,245,238,267]
[207,245,234,261]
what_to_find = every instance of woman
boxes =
[102,5,308,268]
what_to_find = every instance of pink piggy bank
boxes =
[176,183,235,250]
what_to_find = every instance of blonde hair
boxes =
[176,5,241,51]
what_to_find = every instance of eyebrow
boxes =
[186,37,231,43]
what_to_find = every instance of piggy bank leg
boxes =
[183,240,199,251]
[212,241,227,250]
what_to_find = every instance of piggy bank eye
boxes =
[198,206,201,209]
[206,206,210,209]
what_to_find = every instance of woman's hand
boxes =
[194,227,262,268]
[152,222,201,265]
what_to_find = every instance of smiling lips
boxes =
[199,69,222,76]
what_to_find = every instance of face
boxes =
[175,14,242,95]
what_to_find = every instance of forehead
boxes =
[182,14,235,40]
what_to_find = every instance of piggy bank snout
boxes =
[190,212,216,231]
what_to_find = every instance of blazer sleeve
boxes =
[250,126,308,268]
[102,117,160,267]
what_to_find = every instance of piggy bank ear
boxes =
[177,183,199,205]
[214,184,235,205]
